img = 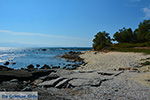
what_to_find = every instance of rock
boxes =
[31,69,56,79]
[22,86,32,91]
[69,78,109,87]
[4,61,9,65]
[75,70,96,73]
[38,77,65,87]
[66,67,76,70]
[0,70,32,82]
[27,64,34,69]
[43,72,59,81]
[10,79,19,82]
[55,79,70,88]
[129,62,141,67]
[60,51,84,62]
[63,71,100,79]
[0,65,13,71]
[41,49,47,51]
[32,79,43,85]
[97,72,114,76]
[72,64,79,68]
[36,64,40,68]
[52,66,59,69]
[69,79,90,87]
[23,81,29,85]
[38,76,47,80]
[41,64,50,69]
[12,62,16,65]
[0,69,55,82]
[97,71,124,77]
[0,81,24,91]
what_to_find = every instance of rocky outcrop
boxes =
[40,64,51,69]
[27,64,34,70]
[3,61,10,65]
[38,77,65,87]
[0,65,14,71]
[0,68,150,100]
[60,51,84,62]
[0,69,55,82]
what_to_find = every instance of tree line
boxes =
[93,20,150,51]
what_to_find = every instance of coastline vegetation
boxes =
[93,20,150,54]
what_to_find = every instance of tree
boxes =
[113,28,134,43]
[134,20,150,43]
[93,31,112,50]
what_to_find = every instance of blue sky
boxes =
[0,0,150,47]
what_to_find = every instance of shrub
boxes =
[93,31,112,51]
[113,28,134,43]
[135,20,150,43]
[141,61,150,66]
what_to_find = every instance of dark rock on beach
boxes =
[60,51,84,62]
[0,69,55,82]
[12,62,16,65]
[27,64,35,70]
[0,65,14,71]
[0,81,24,91]
[41,64,51,69]
[59,51,86,69]
[4,61,10,65]
[36,64,40,68]
[0,67,150,100]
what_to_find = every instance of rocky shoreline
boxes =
[0,51,150,100]
[0,67,149,100]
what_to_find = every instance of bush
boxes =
[141,61,150,66]
[135,20,150,43]
[93,31,112,51]
[113,20,150,43]
[113,28,134,43]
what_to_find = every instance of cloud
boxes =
[143,7,150,18]
[0,30,88,41]
[0,30,91,47]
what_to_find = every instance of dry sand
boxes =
[77,51,150,88]
[77,51,150,71]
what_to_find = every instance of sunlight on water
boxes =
[0,47,91,69]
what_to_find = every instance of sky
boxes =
[0,0,150,47]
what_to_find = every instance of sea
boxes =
[0,47,91,69]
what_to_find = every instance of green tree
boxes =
[134,20,150,42]
[93,31,112,50]
[113,28,134,43]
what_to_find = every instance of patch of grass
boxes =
[111,47,150,54]
[141,61,150,66]
[113,42,150,48]
[110,43,150,54]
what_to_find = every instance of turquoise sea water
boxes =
[0,47,91,69]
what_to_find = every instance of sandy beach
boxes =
[0,51,150,100]
[77,51,150,71]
